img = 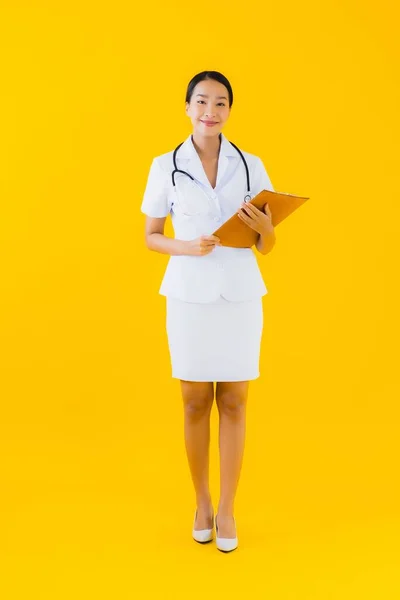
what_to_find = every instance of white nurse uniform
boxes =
[141,133,274,382]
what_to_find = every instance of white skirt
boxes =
[166,296,263,382]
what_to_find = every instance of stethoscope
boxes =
[171,133,252,202]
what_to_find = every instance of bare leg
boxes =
[216,381,249,538]
[181,380,214,530]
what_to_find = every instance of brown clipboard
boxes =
[212,189,310,248]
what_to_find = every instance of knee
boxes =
[216,392,247,419]
[183,391,213,421]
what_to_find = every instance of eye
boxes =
[196,100,226,106]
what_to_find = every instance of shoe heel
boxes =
[192,509,214,544]
[215,514,238,552]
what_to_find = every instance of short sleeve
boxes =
[141,157,172,218]
[252,156,275,195]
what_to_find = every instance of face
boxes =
[185,78,231,137]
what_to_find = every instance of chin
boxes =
[197,126,221,136]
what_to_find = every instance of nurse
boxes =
[141,70,276,552]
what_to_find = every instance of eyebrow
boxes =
[196,93,228,100]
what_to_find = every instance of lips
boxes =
[201,120,218,126]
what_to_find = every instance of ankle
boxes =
[217,505,234,517]
[196,495,213,510]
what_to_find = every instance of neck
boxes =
[191,132,221,160]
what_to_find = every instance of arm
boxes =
[255,226,276,255]
[237,202,276,256]
[145,216,189,255]
[248,157,276,255]
[145,216,220,257]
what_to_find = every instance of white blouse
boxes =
[141,132,274,303]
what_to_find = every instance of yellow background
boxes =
[1,1,399,598]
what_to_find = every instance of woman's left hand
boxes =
[237,202,274,236]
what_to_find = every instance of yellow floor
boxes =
[1,402,399,599]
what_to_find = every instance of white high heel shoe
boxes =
[215,515,238,552]
[192,509,214,544]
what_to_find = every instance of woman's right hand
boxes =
[185,235,221,256]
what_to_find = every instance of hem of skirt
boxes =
[172,372,260,382]
[161,292,267,303]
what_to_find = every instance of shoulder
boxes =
[151,147,178,173]
[234,149,267,177]
[240,150,263,167]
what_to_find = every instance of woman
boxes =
[141,71,276,552]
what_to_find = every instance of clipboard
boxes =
[212,189,309,248]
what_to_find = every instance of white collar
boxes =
[174,132,240,190]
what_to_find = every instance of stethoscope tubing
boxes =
[172,134,252,202]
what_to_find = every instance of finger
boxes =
[238,207,252,220]
[237,209,253,225]
[238,210,258,230]
[238,206,256,221]
[241,202,260,214]
[243,202,271,221]
[202,235,220,242]
[263,203,272,215]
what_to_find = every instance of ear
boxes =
[185,102,189,114]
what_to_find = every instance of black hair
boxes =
[185,71,233,108]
